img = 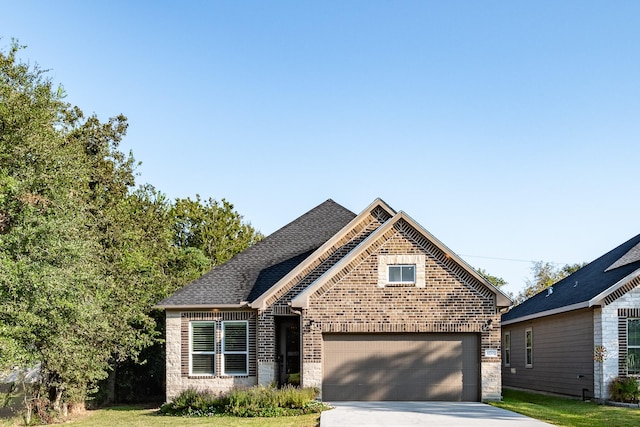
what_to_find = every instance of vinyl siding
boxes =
[502,308,594,398]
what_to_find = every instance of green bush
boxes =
[159,388,226,416]
[160,385,327,417]
[608,376,640,403]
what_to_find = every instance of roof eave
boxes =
[291,214,398,309]
[588,267,640,306]
[501,301,590,326]
[155,303,251,310]
[250,198,395,310]
[398,210,513,307]
[292,210,512,309]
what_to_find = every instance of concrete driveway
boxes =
[320,402,554,427]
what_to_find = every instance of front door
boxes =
[276,317,300,386]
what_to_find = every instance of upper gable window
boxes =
[388,264,416,284]
[378,255,425,288]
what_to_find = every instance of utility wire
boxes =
[459,254,569,265]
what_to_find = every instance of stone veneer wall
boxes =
[302,219,502,401]
[595,280,640,400]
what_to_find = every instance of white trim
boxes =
[502,268,640,326]
[156,303,249,310]
[250,198,395,310]
[221,320,249,376]
[504,331,511,367]
[525,327,533,368]
[589,268,640,306]
[292,211,511,308]
[501,302,590,326]
[291,214,399,308]
[378,255,426,288]
[189,321,216,376]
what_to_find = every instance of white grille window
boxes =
[504,332,511,367]
[525,328,533,368]
[222,321,248,375]
[190,321,215,375]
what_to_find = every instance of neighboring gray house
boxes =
[502,233,640,400]
[157,198,511,402]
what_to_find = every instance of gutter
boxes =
[501,302,590,326]
[502,267,640,326]
[153,302,251,310]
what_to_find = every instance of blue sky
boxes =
[3,1,639,296]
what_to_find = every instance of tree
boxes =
[477,268,508,288]
[170,195,263,268]
[0,41,111,415]
[0,42,264,417]
[513,261,586,304]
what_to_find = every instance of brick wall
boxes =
[303,219,502,400]
[165,310,258,401]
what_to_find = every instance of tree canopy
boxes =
[0,42,262,419]
[512,261,586,305]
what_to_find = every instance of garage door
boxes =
[323,333,479,401]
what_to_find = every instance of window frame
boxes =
[387,264,416,285]
[628,318,640,375]
[189,321,216,376]
[221,320,249,376]
[504,331,511,367]
[525,328,533,368]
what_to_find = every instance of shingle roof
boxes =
[157,199,356,307]
[502,233,640,322]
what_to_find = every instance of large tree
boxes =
[0,41,112,416]
[0,42,262,418]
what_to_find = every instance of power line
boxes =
[459,254,568,265]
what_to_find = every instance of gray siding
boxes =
[502,308,594,398]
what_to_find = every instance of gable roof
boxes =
[502,233,640,325]
[156,199,356,308]
[249,198,396,310]
[291,210,512,309]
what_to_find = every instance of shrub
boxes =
[160,385,327,417]
[159,388,226,416]
[608,376,640,403]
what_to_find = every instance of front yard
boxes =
[4,389,640,427]
[18,405,321,427]
[490,389,640,427]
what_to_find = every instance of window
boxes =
[628,319,640,375]
[388,264,416,284]
[504,332,511,367]
[378,255,425,288]
[525,328,533,368]
[222,321,248,375]
[190,321,215,375]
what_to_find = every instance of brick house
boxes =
[501,233,640,401]
[157,199,511,401]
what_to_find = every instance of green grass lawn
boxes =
[64,405,321,427]
[4,389,640,427]
[0,405,321,427]
[490,389,640,427]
